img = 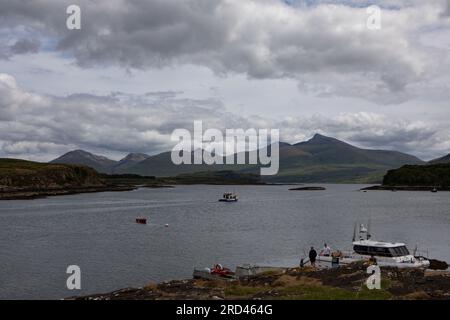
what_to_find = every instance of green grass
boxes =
[224,285,267,297]
[223,278,392,300]
[0,158,102,188]
[0,158,50,171]
[0,158,77,173]
[275,283,392,300]
[261,163,390,183]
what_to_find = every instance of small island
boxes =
[361,163,450,192]
[0,159,137,200]
[289,186,326,191]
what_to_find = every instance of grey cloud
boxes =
[0,73,447,161]
[144,91,184,100]
[0,0,444,102]
[277,112,443,159]
[10,38,40,54]
[290,0,423,8]
[0,38,41,60]
[0,73,255,160]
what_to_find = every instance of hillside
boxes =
[51,150,118,173]
[49,134,424,183]
[383,163,450,187]
[51,151,153,174]
[269,134,423,183]
[124,150,256,177]
[0,159,104,189]
[0,159,133,200]
[429,154,450,164]
[166,170,262,185]
[125,134,424,183]
[112,153,150,173]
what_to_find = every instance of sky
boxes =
[0,0,450,161]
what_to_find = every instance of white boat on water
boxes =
[316,223,430,269]
[218,192,238,202]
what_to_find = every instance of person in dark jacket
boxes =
[309,246,318,267]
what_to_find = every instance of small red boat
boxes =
[193,264,235,280]
[210,264,233,277]
[135,218,147,224]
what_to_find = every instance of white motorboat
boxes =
[218,192,238,202]
[316,223,430,269]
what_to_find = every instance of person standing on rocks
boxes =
[309,247,317,268]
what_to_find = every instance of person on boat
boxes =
[309,247,317,267]
[321,243,331,256]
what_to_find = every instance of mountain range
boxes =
[51,150,150,174]
[50,134,429,183]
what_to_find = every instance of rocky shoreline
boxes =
[361,185,450,191]
[70,262,450,300]
[0,185,137,200]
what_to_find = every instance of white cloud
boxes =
[1,0,449,103]
[1,1,450,161]
[0,73,447,161]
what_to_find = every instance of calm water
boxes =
[0,184,449,299]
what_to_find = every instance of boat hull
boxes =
[193,269,235,280]
[235,265,286,278]
[316,255,430,269]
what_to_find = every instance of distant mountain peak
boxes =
[112,152,151,173]
[120,153,150,162]
[297,133,350,146]
[67,149,89,155]
[65,149,112,161]
[310,133,333,141]
[50,149,117,173]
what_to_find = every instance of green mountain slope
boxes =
[429,153,450,164]
[125,134,424,183]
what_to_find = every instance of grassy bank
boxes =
[71,262,450,300]
[0,159,137,200]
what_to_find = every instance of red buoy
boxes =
[136,218,147,224]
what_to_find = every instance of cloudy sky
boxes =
[0,0,450,161]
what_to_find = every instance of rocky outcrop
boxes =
[0,158,135,200]
[71,262,450,300]
[0,159,103,190]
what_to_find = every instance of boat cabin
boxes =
[223,193,237,199]
[353,240,410,257]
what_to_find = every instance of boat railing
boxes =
[413,249,429,259]
[318,250,354,259]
